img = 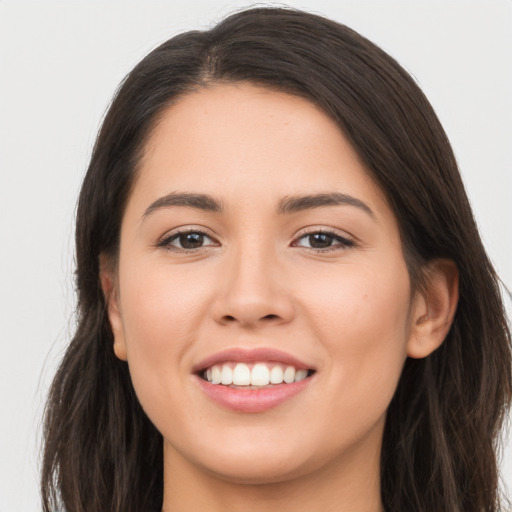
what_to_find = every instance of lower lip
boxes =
[195,376,312,413]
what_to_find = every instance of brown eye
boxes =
[307,233,334,249]
[178,233,206,249]
[159,231,217,251]
[294,231,355,251]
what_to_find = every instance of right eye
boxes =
[158,230,218,251]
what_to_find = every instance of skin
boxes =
[102,83,458,512]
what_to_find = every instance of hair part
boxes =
[42,7,511,512]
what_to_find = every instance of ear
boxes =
[407,259,459,359]
[99,253,127,361]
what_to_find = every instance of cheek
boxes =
[120,257,211,345]
[116,260,213,414]
[301,255,411,335]
[298,256,412,404]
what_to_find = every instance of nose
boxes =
[211,243,295,328]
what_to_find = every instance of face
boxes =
[105,83,426,485]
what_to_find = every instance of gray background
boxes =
[1,1,510,510]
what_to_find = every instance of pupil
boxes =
[180,233,204,249]
[309,233,332,248]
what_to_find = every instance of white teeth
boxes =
[283,366,296,383]
[269,365,284,384]
[211,365,221,384]
[204,362,310,386]
[251,363,270,386]
[220,365,233,385]
[232,363,251,385]
[294,369,308,382]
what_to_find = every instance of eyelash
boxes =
[157,228,356,253]
[292,229,356,252]
[157,229,218,252]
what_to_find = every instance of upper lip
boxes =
[192,347,314,374]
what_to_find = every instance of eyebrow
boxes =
[143,192,223,218]
[277,192,375,218]
[142,191,374,219]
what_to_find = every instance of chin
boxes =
[167,431,319,485]
[200,454,313,486]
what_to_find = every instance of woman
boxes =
[41,7,511,512]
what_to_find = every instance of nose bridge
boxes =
[231,237,273,295]
[213,233,293,327]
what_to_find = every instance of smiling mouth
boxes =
[200,362,315,388]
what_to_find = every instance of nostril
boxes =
[222,314,280,323]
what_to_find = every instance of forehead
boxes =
[130,82,389,219]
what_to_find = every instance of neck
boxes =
[161,436,384,512]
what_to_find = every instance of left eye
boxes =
[160,231,216,250]
[294,232,354,250]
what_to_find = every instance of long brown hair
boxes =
[41,7,512,511]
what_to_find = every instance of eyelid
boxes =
[292,226,357,251]
[156,225,220,250]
